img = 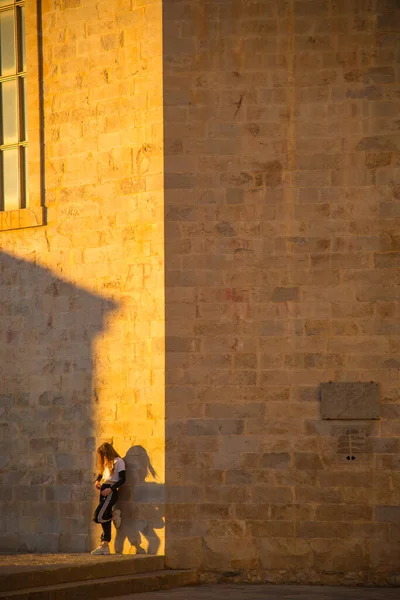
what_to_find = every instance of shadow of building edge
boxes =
[0,250,118,553]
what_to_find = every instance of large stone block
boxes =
[375,506,400,523]
[320,382,380,420]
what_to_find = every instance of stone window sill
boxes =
[0,207,45,232]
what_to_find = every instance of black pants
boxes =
[93,484,118,543]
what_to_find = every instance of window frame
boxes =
[0,0,44,232]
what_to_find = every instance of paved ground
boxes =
[105,584,400,600]
[0,553,138,577]
[0,554,135,568]
[0,556,397,599]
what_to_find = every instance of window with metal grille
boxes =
[0,0,27,212]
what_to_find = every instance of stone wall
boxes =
[164,0,400,585]
[0,0,165,554]
[1,0,399,582]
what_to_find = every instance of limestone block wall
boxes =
[164,0,400,584]
[0,0,165,554]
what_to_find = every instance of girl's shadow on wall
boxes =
[114,446,164,555]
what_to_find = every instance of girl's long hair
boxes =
[97,442,120,474]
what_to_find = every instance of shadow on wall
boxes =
[0,251,117,553]
[115,445,164,555]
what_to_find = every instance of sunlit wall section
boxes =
[0,0,164,554]
[41,0,166,554]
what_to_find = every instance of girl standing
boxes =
[91,442,126,555]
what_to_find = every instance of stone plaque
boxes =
[320,382,380,420]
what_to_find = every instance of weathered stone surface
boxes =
[163,0,400,585]
[0,0,399,587]
[1,0,165,556]
[320,382,380,420]
[0,554,196,598]
[375,506,400,523]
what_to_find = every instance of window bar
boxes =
[0,152,3,211]
[0,11,2,76]
[0,77,3,147]
[18,76,24,139]
[14,0,21,208]
[17,75,24,207]
[0,72,3,210]
[22,73,27,140]
[18,145,25,208]
[16,3,22,73]
[23,144,27,207]
[18,3,25,73]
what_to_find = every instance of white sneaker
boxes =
[91,544,110,555]
[112,509,122,529]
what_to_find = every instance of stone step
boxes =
[0,555,165,593]
[0,568,197,600]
